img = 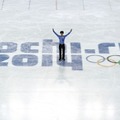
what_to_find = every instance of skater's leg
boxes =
[62,44,65,60]
[59,44,62,60]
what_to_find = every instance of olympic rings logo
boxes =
[86,55,120,67]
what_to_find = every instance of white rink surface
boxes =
[0,0,120,120]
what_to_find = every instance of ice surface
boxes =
[0,0,120,120]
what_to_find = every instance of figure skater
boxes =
[52,29,72,61]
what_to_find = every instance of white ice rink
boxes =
[0,0,120,120]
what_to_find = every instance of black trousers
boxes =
[59,44,65,59]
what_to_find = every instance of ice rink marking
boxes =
[108,0,112,10]
[1,0,5,10]
[28,0,31,10]
[82,0,85,10]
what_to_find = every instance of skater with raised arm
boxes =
[52,29,72,61]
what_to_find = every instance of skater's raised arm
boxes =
[52,29,59,37]
[64,29,72,37]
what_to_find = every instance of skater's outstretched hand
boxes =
[52,28,59,36]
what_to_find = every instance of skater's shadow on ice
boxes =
[54,60,71,85]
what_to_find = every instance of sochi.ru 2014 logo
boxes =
[0,39,120,71]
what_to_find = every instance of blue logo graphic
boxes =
[0,39,119,71]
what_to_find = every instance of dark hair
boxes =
[60,31,64,34]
